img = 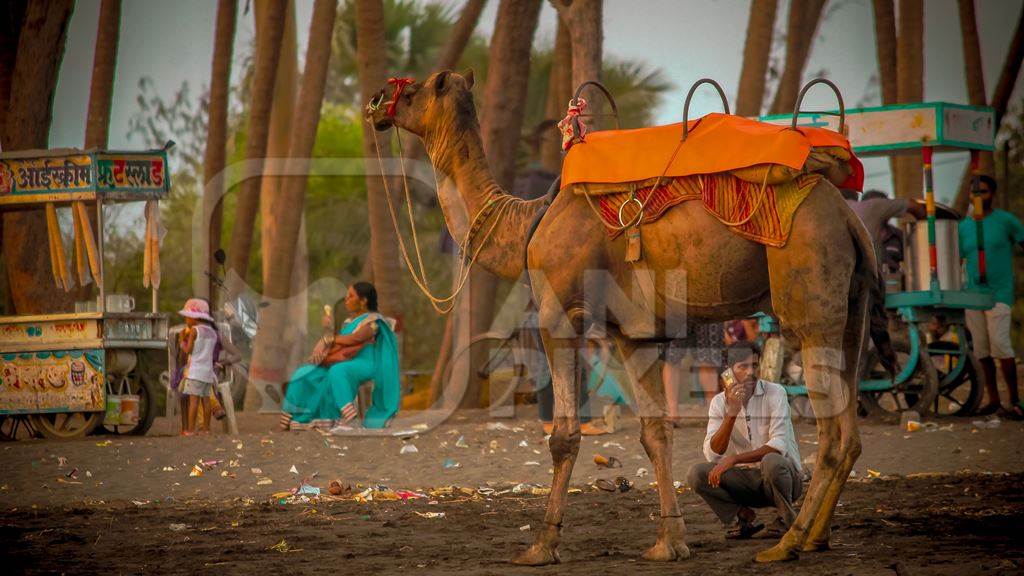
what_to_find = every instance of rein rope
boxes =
[369,123,517,314]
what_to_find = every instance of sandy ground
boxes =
[1,411,1023,574]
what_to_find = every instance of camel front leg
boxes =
[513,335,581,566]
[612,332,690,561]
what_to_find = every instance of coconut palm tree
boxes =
[84,0,121,149]
[248,0,338,413]
[954,4,1024,212]
[736,0,778,117]
[454,0,543,409]
[258,0,298,290]
[894,0,923,200]
[226,0,286,298]
[769,0,826,114]
[871,0,898,192]
[202,0,238,303]
[355,0,404,318]
[552,0,603,108]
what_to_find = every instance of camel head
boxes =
[365,69,477,138]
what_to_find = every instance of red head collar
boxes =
[386,77,415,118]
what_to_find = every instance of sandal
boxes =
[761,519,788,539]
[976,402,1002,416]
[725,521,765,540]
[1000,403,1024,421]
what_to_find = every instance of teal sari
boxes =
[283,312,400,429]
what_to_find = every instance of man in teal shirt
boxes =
[959,175,1024,419]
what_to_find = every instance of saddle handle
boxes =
[571,80,621,131]
[681,78,731,142]
[791,78,846,135]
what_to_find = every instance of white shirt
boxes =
[185,324,218,384]
[702,380,802,473]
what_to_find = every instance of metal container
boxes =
[905,219,962,291]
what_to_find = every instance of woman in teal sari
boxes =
[280,282,400,431]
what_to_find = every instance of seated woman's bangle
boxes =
[321,335,333,346]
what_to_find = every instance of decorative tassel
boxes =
[45,203,70,291]
[46,204,60,288]
[72,202,89,287]
[148,200,161,290]
[143,201,152,289]
[76,202,102,289]
[625,225,642,263]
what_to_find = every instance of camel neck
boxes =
[423,125,546,281]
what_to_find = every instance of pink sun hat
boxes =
[178,298,215,322]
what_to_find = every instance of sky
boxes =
[49,0,1024,202]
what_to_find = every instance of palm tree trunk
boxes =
[356,0,403,321]
[872,0,897,104]
[958,0,986,108]
[436,0,486,72]
[83,0,120,150]
[427,0,491,405]
[255,0,308,379]
[76,0,121,300]
[456,0,543,410]
[84,0,120,149]
[553,0,602,111]
[246,0,337,413]
[736,0,778,117]
[951,0,993,198]
[258,0,297,290]
[226,0,286,297]
[769,0,826,115]
[1,0,75,315]
[894,0,923,200]
[539,17,572,172]
[871,0,898,193]
[201,0,238,303]
[954,4,1024,213]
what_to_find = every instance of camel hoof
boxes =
[512,544,560,566]
[642,539,691,562]
[800,538,832,552]
[755,542,799,563]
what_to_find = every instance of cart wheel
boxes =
[929,342,984,417]
[29,411,103,440]
[859,331,939,417]
[0,415,38,440]
[101,370,159,436]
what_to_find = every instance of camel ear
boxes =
[462,68,475,89]
[434,70,452,95]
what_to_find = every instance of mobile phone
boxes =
[720,367,738,390]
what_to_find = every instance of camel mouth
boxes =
[372,115,395,131]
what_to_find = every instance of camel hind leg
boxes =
[609,329,690,561]
[755,190,859,562]
[513,321,583,566]
[799,266,870,552]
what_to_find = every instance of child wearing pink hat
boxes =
[178,298,219,435]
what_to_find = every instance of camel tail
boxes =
[844,205,899,379]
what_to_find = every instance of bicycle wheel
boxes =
[929,341,984,416]
[859,328,938,417]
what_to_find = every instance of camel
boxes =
[366,70,878,564]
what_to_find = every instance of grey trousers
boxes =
[687,453,803,527]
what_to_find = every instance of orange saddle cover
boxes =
[560,113,862,191]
